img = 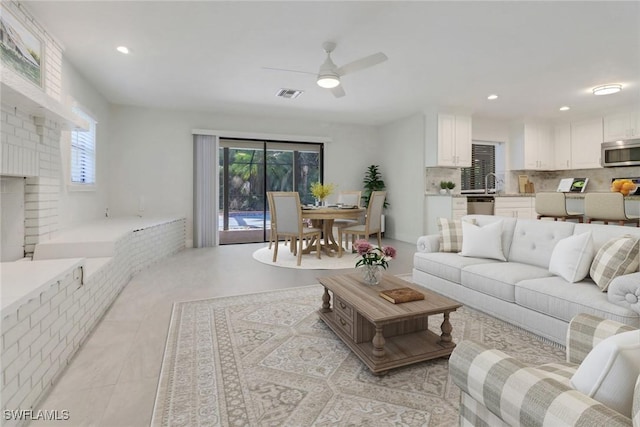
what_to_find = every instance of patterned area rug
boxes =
[152,284,565,427]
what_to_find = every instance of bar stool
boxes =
[584,192,640,227]
[535,192,583,222]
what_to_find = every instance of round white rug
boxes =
[252,243,359,269]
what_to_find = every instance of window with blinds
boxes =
[461,143,495,191]
[70,108,96,185]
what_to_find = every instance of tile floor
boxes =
[31,238,416,426]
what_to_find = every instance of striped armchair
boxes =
[450,314,640,427]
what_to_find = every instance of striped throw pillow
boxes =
[437,218,476,252]
[590,235,640,292]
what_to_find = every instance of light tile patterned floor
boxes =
[31,239,416,427]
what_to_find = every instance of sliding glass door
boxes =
[218,139,322,244]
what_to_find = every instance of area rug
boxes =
[151,284,566,427]
[252,243,358,269]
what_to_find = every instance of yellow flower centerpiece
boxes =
[310,182,336,205]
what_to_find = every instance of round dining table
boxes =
[301,206,365,256]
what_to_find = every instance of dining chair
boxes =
[333,191,363,250]
[338,191,387,257]
[584,192,640,226]
[535,192,583,222]
[269,191,322,265]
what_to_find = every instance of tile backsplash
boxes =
[508,166,640,193]
[426,165,640,194]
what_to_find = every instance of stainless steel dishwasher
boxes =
[466,196,495,215]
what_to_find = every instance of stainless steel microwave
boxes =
[601,139,640,167]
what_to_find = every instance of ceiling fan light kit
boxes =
[266,41,387,98]
[317,74,340,88]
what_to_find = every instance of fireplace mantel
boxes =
[1,68,88,131]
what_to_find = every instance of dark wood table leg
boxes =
[440,311,455,347]
[321,287,331,313]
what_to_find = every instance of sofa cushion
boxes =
[515,276,640,325]
[571,329,640,418]
[460,220,506,261]
[461,262,553,303]
[548,231,595,283]
[508,219,575,269]
[574,223,640,259]
[590,235,640,292]
[413,252,499,284]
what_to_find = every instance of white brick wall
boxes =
[1,1,66,260]
[0,218,186,425]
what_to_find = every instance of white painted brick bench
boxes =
[0,217,185,425]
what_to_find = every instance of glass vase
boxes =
[360,264,382,286]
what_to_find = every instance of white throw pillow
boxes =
[459,220,506,261]
[548,232,594,283]
[571,329,640,417]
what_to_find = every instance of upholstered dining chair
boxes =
[535,192,583,222]
[584,192,640,226]
[338,191,387,257]
[269,191,322,265]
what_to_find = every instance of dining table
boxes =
[301,205,365,256]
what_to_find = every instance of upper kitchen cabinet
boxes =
[554,123,572,170]
[425,113,472,167]
[510,121,553,170]
[603,110,640,141]
[571,118,603,169]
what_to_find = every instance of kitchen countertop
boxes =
[440,193,640,201]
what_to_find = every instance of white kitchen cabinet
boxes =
[571,118,603,169]
[425,113,472,167]
[494,197,534,220]
[510,122,554,170]
[603,110,640,141]
[554,123,572,170]
[452,196,468,219]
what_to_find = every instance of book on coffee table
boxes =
[379,287,425,304]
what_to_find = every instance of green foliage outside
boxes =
[220,148,320,212]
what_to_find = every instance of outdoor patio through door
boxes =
[218,139,323,244]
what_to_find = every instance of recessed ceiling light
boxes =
[559,106,570,111]
[592,84,622,96]
[116,46,130,54]
[487,94,498,100]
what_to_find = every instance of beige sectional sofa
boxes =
[413,214,640,344]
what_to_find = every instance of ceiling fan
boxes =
[263,42,388,98]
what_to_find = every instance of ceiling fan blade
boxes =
[331,85,346,98]
[336,52,388,76]
[261,66,316,76]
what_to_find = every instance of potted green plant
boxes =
[362,165,388,235]
[439,181,448,195]
[446,181,456,193]
[362,165,388,208]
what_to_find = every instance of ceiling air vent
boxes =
[276,88,303,99]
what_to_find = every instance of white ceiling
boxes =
[24,1,640,126]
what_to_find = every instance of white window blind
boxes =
[71,108,96,184]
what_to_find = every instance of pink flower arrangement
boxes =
[353,239,397,269]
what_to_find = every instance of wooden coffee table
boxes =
[318,273,462,374]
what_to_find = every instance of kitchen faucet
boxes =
[484,173,498,194]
